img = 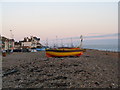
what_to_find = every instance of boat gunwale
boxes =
[46,49,84,52]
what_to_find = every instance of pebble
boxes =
[2,50,118,88]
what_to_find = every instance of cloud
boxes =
[84,33,118,39]
[60,33,119,40]
[41,33,119,43]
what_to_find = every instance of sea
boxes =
[81,38,119,52]
[83,44,119,52]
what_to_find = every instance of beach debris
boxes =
[109,83,115,88]
[2,69,18,77]
[94,82,100,86]
[2,52,6,57]
[74,70,85,73]
[73,64,78,66]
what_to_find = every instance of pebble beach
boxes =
[2,49,119,88]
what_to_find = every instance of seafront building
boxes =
[1,36,15,51]
[1,36,42,51]
[14,41,21,49]
[20,36,42,49]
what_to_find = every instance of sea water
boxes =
[83,44,119,52]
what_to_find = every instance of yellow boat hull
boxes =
[46,48,83,57]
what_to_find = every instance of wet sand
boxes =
[2,49,119,88]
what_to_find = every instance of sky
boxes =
[0,0,118,45]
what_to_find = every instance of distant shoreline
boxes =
[84,48,119,53]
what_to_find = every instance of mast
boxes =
[46,38,48,47]
[9,30,14,51]
[71,38,73,47]
[80,35,83,48]
[10,30,14,39]
[56,36,58,48]
[61,39,63,47]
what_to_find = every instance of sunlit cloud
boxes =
[56,33,118,40]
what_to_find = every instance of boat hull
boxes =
[46,49,83,57]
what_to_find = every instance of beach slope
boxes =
[2,49,119,88]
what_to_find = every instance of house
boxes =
[14,41,21,49]
[1,36,15,51]
[21,36,42,49]
[0,36,42,51]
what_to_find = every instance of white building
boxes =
[21,36,42,48]
[1,36,15,51]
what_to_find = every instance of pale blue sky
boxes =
[1,1,118,43]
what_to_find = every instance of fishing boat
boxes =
[46,48,83,57]
[45,35,85,57]
[36,47,45,51]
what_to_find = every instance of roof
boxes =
[15,42,21,45]
[21,36,40,42]
[2,36,14,42]
[33,37,40,40]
